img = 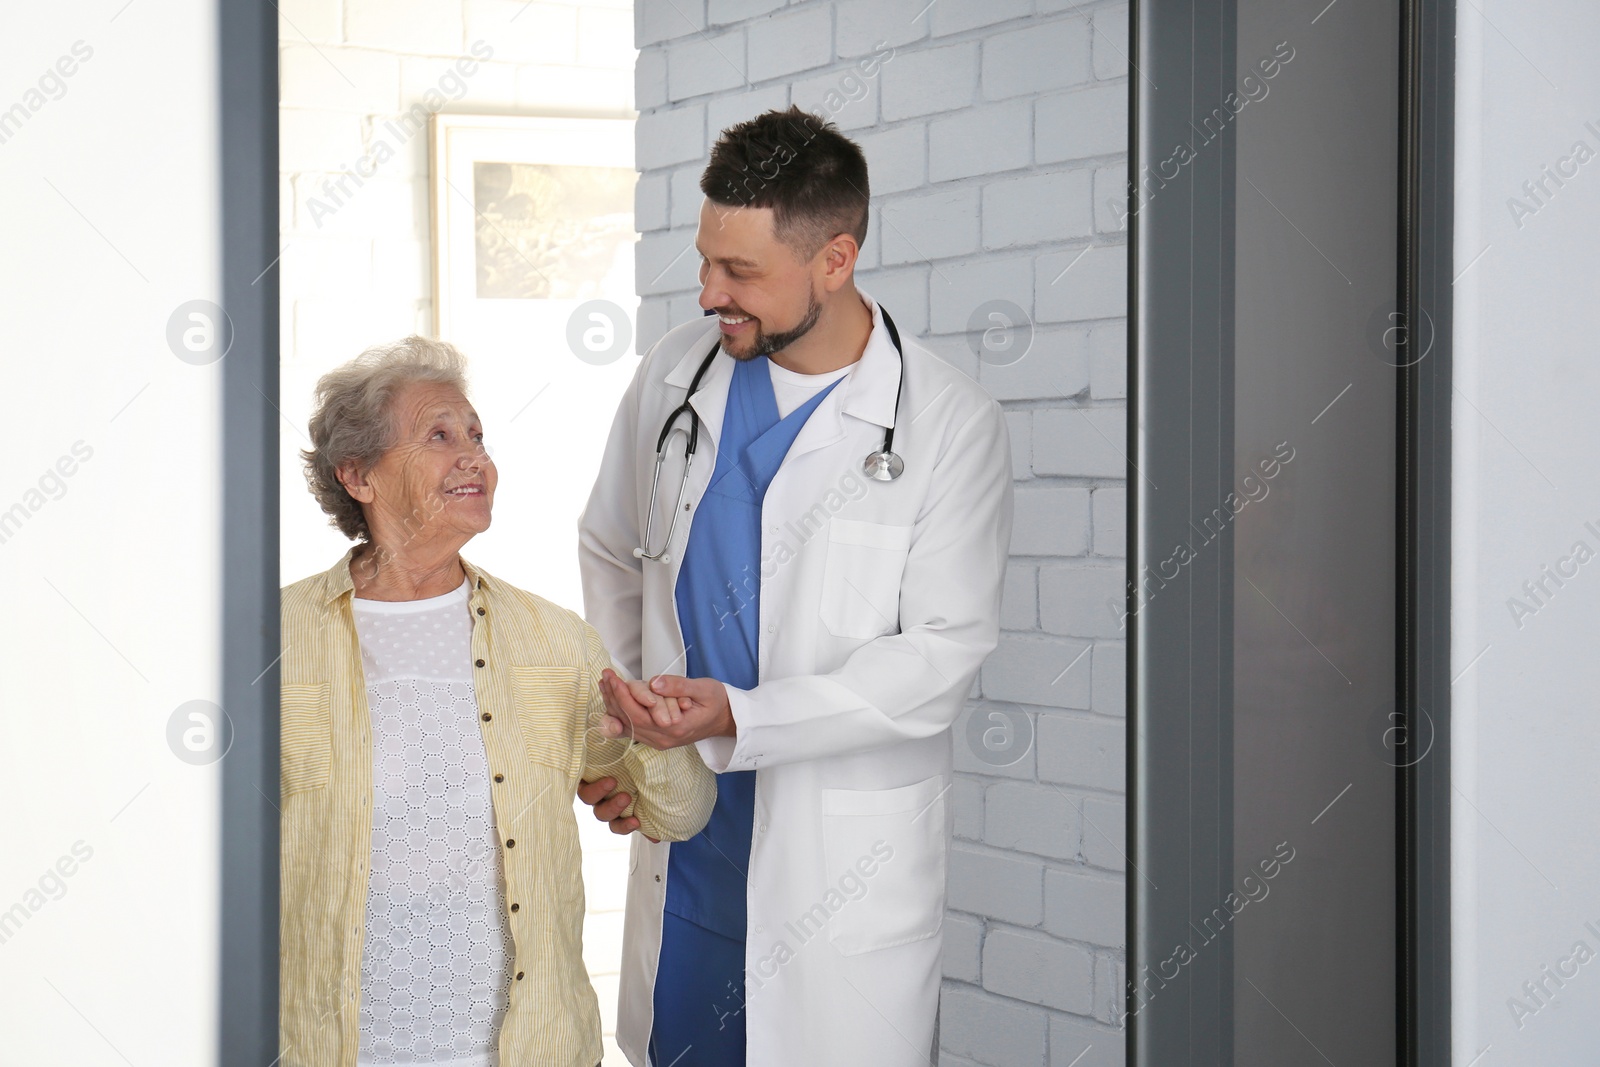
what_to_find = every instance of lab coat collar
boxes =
[839,289,901,431]
[662,321,725,390]
[659,289,902,429]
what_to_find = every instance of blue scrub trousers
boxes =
[647,912,747,1066]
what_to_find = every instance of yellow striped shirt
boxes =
[279,548,715,1067]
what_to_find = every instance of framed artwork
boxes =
[429,113,638,341]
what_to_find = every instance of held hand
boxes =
[598,668,682,728]
[575,776,660,843]
[598,669,733,749]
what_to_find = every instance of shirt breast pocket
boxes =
[509,665,586,777]
[818,518,913,640]
[280,683,332,797]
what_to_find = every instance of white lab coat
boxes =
[577,291,1013,1067]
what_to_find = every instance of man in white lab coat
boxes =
[576,106,1013,1067]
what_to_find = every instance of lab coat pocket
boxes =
[819,518,913,640]
[280,683,332,797]
[819,775,947,956]
[510,665,586,777]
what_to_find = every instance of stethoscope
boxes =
[633,305,907,563]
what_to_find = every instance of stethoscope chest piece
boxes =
[863,450,904,482]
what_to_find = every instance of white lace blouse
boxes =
[351,577,511,1067]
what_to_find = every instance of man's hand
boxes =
[576,776,659,842]
[599,668,735,749]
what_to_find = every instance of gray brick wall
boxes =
[632,3,1128,1063]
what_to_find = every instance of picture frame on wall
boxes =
[428,112,638,345]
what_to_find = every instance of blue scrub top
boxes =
[665,352,844,939]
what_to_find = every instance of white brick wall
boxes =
[631,3,1129,1064]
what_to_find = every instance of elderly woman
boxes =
[279,336,714,1067]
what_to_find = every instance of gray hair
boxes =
[301,335,471,542]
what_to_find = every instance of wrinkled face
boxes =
[696,199,824,360]
[354,381,496,547]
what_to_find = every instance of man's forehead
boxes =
[697,199,778,257]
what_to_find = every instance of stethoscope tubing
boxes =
[635,305,906,561]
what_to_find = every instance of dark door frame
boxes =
[218,0,279,1062]
[1126,0,1238,1060]
[1126,0,1454,1062]
[1397,0,1455,1060]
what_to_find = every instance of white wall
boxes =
[0,3,222,1063]
[632,3,1130,1064]
[1453,2,1600,1061]
[276,0,636,595]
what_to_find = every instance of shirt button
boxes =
[516,971,525,981]
[481,712,492,722]
[477,607,486,616]
[494,773,504,783]
[359,796,366,807]
[475,658,486,668]
[505,838,516,849]
[510,902,519,912]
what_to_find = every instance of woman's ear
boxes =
[336,461,376,504]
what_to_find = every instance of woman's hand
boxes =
[604,672,687,727]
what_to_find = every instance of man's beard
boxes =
[724,289,822,360]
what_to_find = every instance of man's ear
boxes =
[337,461,376,504]
[818,232,860,293]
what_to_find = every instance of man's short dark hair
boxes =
[700,106,870,258]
